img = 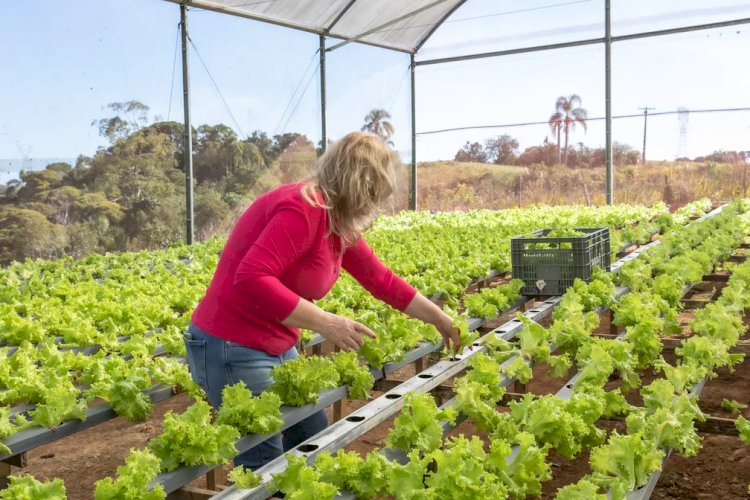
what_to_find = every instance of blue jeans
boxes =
[183,322,328,470]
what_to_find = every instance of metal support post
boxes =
[639,106,655,164]
[604,0,613,205]
[410,53,417,210]
[180,3,195,244]
[319,35,327,153]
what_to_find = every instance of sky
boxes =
[1,0,749,182]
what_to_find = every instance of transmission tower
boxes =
[677,107,690,159]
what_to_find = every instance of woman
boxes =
[184,131,460,470]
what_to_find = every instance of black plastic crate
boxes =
[511,228,610,296]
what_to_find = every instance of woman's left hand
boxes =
[434,311,461,352]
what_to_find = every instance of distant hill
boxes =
[0,158,76,184]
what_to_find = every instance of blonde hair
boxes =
[302,131,398,245]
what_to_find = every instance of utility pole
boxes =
[639,106,655,165]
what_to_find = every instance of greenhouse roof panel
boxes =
[169,0,466,53]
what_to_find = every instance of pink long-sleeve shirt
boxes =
[191,182,418,355]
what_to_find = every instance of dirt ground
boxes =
[8,294,750,499]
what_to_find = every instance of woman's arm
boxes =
[232,203,374,351]
[281,298,376,352]
[402,293,461,351]
[342,238,461,350]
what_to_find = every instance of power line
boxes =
[167,23,180,122]
[387,63,412,114]
[278,60,320,135]
[187,36,246,138]
[273,49,321,136]
[417,106,750,135]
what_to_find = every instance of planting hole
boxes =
[345,415,365,423]
[418,373,434,379]
[449,356,462,361]
[297,444,318,453]
[385,393,402,400]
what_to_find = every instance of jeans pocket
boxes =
[225,343,280,395]
[183,332,208,389]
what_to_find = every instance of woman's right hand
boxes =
[318,312,376,352]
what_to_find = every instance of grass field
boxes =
[412,160,749,211]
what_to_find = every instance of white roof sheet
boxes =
[170,0,467,53]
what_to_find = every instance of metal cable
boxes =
[417,106,750,135]
[166,23,180,122]
[187,35,246,138]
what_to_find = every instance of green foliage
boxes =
[270,355,340,406]
[314,450,391,499]
[424,435,507,498]
[386,392,456,453]
[331,351,374,400]
[215,381,283,435]
[0,475,67,500]
[486,432,551,497]
[271,454,338,500]
[148,401,239,472]
[737,416,750,443]
[94,448,165,500]
[227,466,262,489]
[588,432,664,493]
[720,399,747,413]
[509,394,604,459]
[0,206,66,263]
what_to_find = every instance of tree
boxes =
[83,127,183,248]
[548,112,563,164]
[694,150,745,164]
[245,130,274,166]
[45,186,82,225]
[3,179,22,198]
[0,207,66,264]
[72,192,124,223]
[361,109,395,145]
[454,142,487,163]
[517,142,558,166]
[550,95,587,165]
[195,186,229,240]
[15,169,63,202]
[271,133,309,159]
[484,135,519,165]
[193,124,241,183]
[92,101,150,144]
[613,142,640,166]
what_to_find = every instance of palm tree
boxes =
[361,109,395,146]
[548,112,563,164]
[549,95,588,165]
